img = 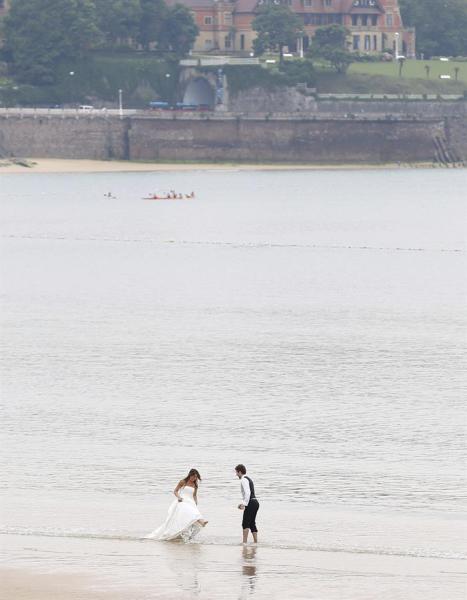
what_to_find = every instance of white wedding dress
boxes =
[146,486,205,542]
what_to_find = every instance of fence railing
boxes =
[0,107,138,117]
[179,57,260,67]
[316,93,464,101]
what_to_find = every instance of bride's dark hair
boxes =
[183,468,202,488]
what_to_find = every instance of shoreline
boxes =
[2,539,465,600]
[0,157,439,174]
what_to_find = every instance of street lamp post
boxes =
[118,89,123,117]
[164,74,172,104]
[297,36,304,59]
[69,71,75,106]
[394,32,399,60]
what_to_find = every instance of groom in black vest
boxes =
[235,464,259,544]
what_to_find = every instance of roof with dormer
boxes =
[346,0,383,13]
[234,0,260,12]
[165,0,214,7]
[165,0,386,14]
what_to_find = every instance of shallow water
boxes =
[1,168,466,598]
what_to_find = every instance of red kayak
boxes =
[143,194,195,200]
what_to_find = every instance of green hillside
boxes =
[315,59,467,94]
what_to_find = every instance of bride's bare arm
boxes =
[174,480,184,501]
[193,488,198,505]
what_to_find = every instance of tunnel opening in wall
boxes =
[182,78,215,108]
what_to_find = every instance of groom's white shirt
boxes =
[240,475,251,506]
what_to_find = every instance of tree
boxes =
[252,4,303,63]
[399,0,467,58]
[137,0,168,51]
[309,24,352,74]
[159,4,199,57]
[95,0,142,47]
[3,0,100,84]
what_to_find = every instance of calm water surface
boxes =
[1,168,466,599]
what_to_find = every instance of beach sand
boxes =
[0,568,125,600]
[0,157,426,174]
[1,532,465,600]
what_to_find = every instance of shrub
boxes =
[352,52,385,63]
[222,62,315,96]
[0,55,179,107]
[279,59,316,86]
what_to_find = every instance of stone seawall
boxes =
[129,116,447,164]
[227,87,467,118]
[1,108,466,165]
[0,116,128,161]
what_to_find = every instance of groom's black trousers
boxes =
[242,499,259,533]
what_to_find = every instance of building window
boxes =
[284,0,292,5]
[353,35,360,50]
[371,15,377,26]
[386,14,393,27]
[324,0,332,5]
[204,16,213,25]
[351,15,358,25]
[364,34,371,50]
[304,0,312,6]
[205,39,213,49]
[224,12,232,24]
[353,0,377,5]
[373,34,377,49]
[225,35,231,49]
[303,13,342,24]
[361,15,368,26]
[240,34,245,50]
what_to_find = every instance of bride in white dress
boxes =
[146,468,208,542]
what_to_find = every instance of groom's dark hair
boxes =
[235,464,246,474]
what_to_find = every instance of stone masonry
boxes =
[0,103,466,165]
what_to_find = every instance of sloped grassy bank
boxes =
[0,55,465,107]
[0,54,179,107]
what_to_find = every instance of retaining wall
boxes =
[0,106,466,164]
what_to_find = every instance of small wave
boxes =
[1,528,464,561]
[1,233,464,253]
[175,240,465,254]
[0,527,139,542]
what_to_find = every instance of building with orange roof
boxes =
[167,0,415,57]
[0,0,414,58]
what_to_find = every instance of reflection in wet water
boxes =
[165,542,203,596]
[240,545,257,599]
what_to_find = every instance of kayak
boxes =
[142,196,193,200]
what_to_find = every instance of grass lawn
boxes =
[314,59,466,94]
[349,59,467,84]
[260,56,466,93]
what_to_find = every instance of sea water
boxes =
[1,168,466,599]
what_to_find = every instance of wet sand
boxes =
[1,533,466,600]
[0,157,429,174]
[0,568,124,600]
